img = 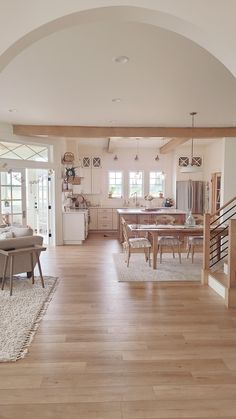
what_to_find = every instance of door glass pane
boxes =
[12,186,22,199]
[12,200,22,213]
[12,172,22,185]
[1,201,12,213]
[1,172,10,185]
[1,186,11,200]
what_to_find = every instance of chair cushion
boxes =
[188,236,203,245]
[158,236,181,246]
[123,237,151,249]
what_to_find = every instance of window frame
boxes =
[0,140,50,163]
[108,170,123,198]
[149,171,165,197]
[128,171,144,198]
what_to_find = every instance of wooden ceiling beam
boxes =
[160,138,189,154]
[13,125,236,139]
[107,138,115,153]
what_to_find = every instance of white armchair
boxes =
[0,230,43,277]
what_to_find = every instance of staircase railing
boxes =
[202,196,236,305]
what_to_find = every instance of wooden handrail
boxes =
[211,195,236,219]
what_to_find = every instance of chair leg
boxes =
[30,252,35,284]
[1,255,8,290]
[191,245,194,263]
[36,251,45,288]
[144,248,148,263]
[160,246,162,263]
[187,244,191,259]
[172,246,175,258]
[127,249,130,267]
[178,243,181,264]
[148,248,151,266]
[9,255,14,296]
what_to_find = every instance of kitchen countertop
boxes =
[116,208,186,215]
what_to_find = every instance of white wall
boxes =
[222,138,236,203]
[74,141,175,208]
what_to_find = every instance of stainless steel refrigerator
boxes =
[176,180,205,214]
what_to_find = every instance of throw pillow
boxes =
[12,227,33,237]
[0,231,14,239]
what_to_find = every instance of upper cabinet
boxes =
[81,156,102,194]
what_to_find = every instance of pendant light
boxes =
[181,112,201,173]
[134,138,139,161]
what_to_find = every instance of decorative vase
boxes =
[185,210,196,226]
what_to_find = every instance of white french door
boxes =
[0,169,26,226]
[26,169,54,245]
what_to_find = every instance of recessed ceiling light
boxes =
[8,108,18,113]
[112,55,129,64]
[112,98,121,103]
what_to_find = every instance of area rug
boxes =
[0,276,58,362]
[113,253,202,282]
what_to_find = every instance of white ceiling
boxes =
[0,2,235,129]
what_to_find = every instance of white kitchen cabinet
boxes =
[89,208,118,231]
[89,208,98,230]
[80,156,102,195]
[112,209,118,230]
[63,211,88,244]
[97,208,113,230]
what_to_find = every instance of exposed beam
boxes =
[107,138,115,153]
[13,125,236,139]
[160,138,189,154]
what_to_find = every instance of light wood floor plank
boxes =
[1,234,236,418]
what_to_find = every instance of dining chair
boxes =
[186,214,203,263]
[121,217,152,267]
[154,215,182,263]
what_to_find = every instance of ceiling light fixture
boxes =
[114,154,118,161]
[181,112,202,173]
[134,138,139,161]
[112,98,121,103]
[155,154,159,161]
[112,55,129,64]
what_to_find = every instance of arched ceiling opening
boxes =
[0,2,235,128]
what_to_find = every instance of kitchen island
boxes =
[117,208,187,242]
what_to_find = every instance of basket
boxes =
[62,152,74,163]
[67,176,81,185]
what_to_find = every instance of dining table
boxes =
[128,223,227,269]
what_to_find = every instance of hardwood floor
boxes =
[1,233,236,418]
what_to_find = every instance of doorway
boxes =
[26,169,55,245]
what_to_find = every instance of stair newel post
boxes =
[228,219,236,289]
[202,212,211,284]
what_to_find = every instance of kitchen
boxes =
[61,136,222,245]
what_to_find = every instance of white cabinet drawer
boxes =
[98,220,113,230]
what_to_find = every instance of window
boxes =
[0,170,25,225]
[129,171,143,198]
[0,141,49,162]
[149,172,165,197]
[108,171,123,198]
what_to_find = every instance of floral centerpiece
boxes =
[163,197,174,207]
[144,194,154,208]
[144,194,154,201]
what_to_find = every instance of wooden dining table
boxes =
[128,223,226,269]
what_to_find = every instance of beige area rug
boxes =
[0,276,58,362]
[113,253,202,282]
